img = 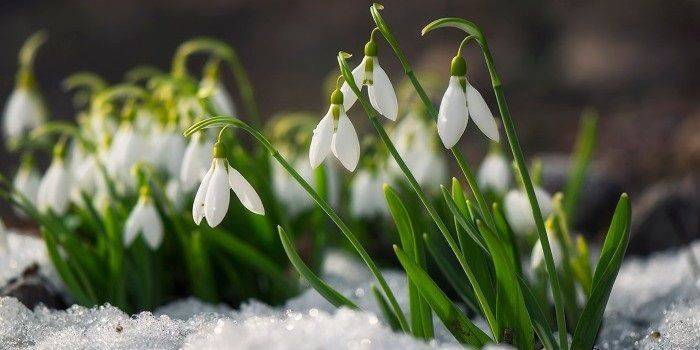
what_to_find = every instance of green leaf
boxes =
[517,275,560,350]
[476,220,534,349]
[563,112,597,220]
[423,232,479,313]
[277,226,358,309]
[571,194,631,350]
[190,230,219,302]
[384,184,432,339]
[372,285,401,331]
[207,227,291,292]
[394,245,492,346]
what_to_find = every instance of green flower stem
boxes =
[338,53,499,338]
[184,116,410,332]
[369,4,496,233]
[422,17,568,348]
[172,38,261,127]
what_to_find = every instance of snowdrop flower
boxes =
[437,51,499,148]
[504,186,553,236]
[309,87,360,171]
[157,127,187,177]
[201,78,236,116]
[478,146,511,194]
[124,186,163,249]
[37,145,72,215]
[389,112,446,190]
[3,85,46,142]
[180,132,214,191]
[340,29,398,121]
[530,219,564,271]
[108,122,145,188]
[193,142,265,227]
[12,156,41,209]
[166,178,186,211]
[272,155,314,217]
[350,168,389,218]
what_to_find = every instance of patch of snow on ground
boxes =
[0,232,698,349]
[0,232,58,287]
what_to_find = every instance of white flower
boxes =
[390,112,447,190]
[3,87,46,140]
[340,56,398,121]
[437,56,499,148]
[208,82,236,116]
[180,132,214,191]
[530,224,564,271]
[478,150,511,194]
[151,126,186,177]
[272,156,314,217]
[37,158,72,215]
[309,102,360,172]
[193,156,265,227]
[350,169,389,218]
[13,165,40,208]
[71,155,99,203]
[504,186,553,236]
[166,178,186,211]
[108,123,145,188]
[124,194,163,249]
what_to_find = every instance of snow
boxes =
[0,232,698,349]
[0,232,59,288]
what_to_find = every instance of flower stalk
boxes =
[337,52,499,338]
[422,17,569,348]
[184,116,410,332]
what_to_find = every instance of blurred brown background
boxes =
[1,0,698,253]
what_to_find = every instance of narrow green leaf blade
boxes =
[372,285,402,331]
[277,226,358,309]
[394,245,492,346]
[571,194,631,350]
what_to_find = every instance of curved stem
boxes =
[338,53,498,339]
[172,38,261,127]
[184,116,409,332]
[423,17,568,348]
[370,4,496,233]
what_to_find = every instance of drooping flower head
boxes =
[180,132,214,191]
[37,141,72,215]
[478,144,512,195]
[340,28,398,121]
[193,140,265,227]
[12,154,41,212]
[124,185,164,249]
[530,217,564,272]
[309,79,360,172]
[437,39,500,148]
[3,31,48,146]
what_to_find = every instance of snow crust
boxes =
[0,232,697,349]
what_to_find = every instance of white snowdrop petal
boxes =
[367,60,398,121]
[13,168,40,206]
[193,163,215,225]
[3,88,45,139]
[478,153,511,194]
[228,165,265,215]
[211,82,236,116]
[308,111,334,168]
[437,77,469,148]
[340,59,366,111]
[466,83,500,142]
[534,186,554,218]
[142,204,164,249]
[505,190,534,236]
[331,111,360,172]
[204,159,231,227]
[123,202,145,247]
[181,135,210,190]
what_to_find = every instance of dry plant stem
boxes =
[184,116,410,332]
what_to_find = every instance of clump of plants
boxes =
[2,4,630,349]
